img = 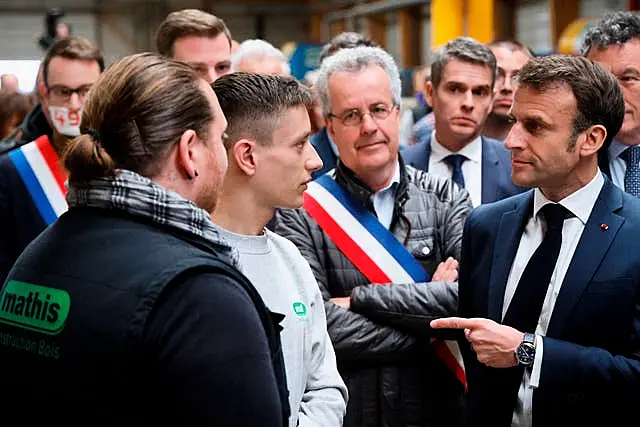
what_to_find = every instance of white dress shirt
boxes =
[607,139,640,191]
[429,130,483,207]
[504,171,605,427]
[372,161,400,229]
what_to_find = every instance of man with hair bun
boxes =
[0,53,289,426]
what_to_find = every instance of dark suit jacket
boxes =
[457,178,640,426]
[402,134,525,204]
[0,151,48,283]
[310,128,337,179]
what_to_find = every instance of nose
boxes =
[307,144,323,172]
[504,124,523,150]
[461,90,474,111]
[68,92,82,111]
[360,112,378,135]
[207,67,217,84]
[502,76,514,94]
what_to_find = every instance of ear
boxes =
[326,116,336,139]
[38,81,48,100]
[425,81,435,108]
[232,138,258,176]
[176,129,199,179]
[579,124,607,157]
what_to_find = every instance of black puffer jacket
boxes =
[275,160,472,427]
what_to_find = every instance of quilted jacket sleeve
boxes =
[275,208,418,363]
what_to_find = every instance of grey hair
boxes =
[581,11,640,55]
[431,36,497,89]
[319,31,379,63]
[231,39,291,75]
[315,46,401,117]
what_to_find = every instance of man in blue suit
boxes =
[432,55,640,426]
[403,37,524,206]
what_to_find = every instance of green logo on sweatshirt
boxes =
[292,302,307,317]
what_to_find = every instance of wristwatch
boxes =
[515,333,536,366]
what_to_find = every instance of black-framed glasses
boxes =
[47,84,93,102]
[328,103,397,127]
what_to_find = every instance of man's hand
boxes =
[330,297,351,310]
[430,317,523,368]
[432,257,459,282]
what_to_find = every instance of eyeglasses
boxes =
[328,103,397,127]
[47,84,93,102]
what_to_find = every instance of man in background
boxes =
[156,9,233,83]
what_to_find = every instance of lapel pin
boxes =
[601,223,609,231]
[421,246,431,255]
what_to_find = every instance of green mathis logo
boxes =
[293,302,307,317]
[0,281,70,335]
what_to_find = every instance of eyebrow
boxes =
[294,131,312,143]
[621,67,640,76]
[522,115,552,129]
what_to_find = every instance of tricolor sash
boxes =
[8,135,68,225]
[304,174,466,387]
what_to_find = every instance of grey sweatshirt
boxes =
[217,227,348,427]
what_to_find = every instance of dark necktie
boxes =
[502,203,568,333]
[443,154,466,188]
[620,146,640,197]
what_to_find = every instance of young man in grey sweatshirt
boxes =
[211,72,348,427]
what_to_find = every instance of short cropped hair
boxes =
[155,9,232,57]
[315,46,401,118]
[431,37,497,89]
[582,11,640,56]
[42,36,105,86]
[488,39,534,58]
[231,39,290,75]
[319,31,378,63]
[517,55,624,150]
[212,72,313,148]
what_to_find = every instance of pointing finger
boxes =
[430,317,477,330]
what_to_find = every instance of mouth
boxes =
[494,99,512,107]
[511,158,531,167]
[451,117,477,126]
[356,140,386,150]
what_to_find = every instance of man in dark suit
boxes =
[583,11,640,197]
[432,55,640,426]
[403,37,524,206]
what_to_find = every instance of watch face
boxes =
[517,343,535,365]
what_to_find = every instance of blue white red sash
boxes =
[8,135,68,225]
[304,174,466,387]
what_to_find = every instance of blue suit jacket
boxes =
[401,134,525,204]
[310,128,338,180]
[457,178,640,426]
[0,151,48,283]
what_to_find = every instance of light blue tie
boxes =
[620,146,640,197]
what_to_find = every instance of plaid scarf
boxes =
[66,169,236,262]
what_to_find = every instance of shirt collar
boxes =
[430,130,482,164]
[609,139,630,160]
[376,161,401,194]
[532,170,605,225]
